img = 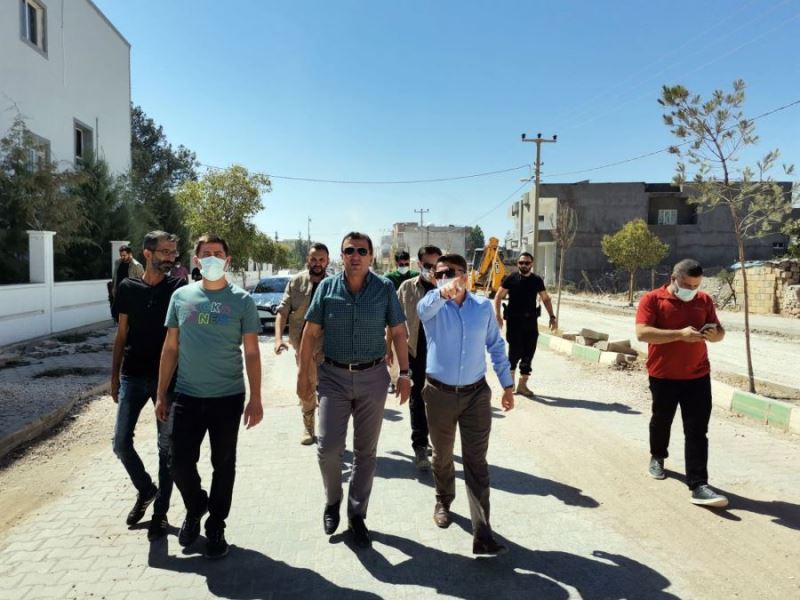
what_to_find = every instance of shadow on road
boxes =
[354,530,679,600]
[664,470,800,530]
[531,394,641,414]
[383,407,403,422]
[148,539,379,599]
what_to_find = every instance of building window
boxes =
[74,120,94,164]
[20,0,47,55]
[657,209,678,225]
[27,132,51,168]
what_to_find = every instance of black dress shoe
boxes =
[473,537,508,556]
[147,514,169,542]
[323,501,341,535]
[348,516,371,549]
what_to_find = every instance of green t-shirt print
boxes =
[166,282,261,398]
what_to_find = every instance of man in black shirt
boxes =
[111,231,186,541]
[110,245,144,323]
[493,252,557,397]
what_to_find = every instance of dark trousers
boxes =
[112,375,173,515]
[648,375,712,490]
[408,350,430,450]
[423,380,493,542]
[170,392,244,532]
[506,318,539,375]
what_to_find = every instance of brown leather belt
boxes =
[426,376,486,393]
[324,357,384,371]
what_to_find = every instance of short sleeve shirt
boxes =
[165,282,261,397]
[305,271,406,364]
[501,272,545,319]
[116,276,186,377]
[636,284,720,380]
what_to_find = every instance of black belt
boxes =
[324,357,384,371]
[426,376,486,393]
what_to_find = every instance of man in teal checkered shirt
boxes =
[298,231,410,549]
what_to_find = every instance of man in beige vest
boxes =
[275,243,330,444]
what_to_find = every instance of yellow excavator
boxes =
[468,237,518,297]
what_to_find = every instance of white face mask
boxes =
[199,256,227,282]
[673,282,698,302]
[397,266,409,275]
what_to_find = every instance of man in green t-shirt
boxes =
[156,233,263,559]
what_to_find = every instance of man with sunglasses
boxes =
[418,254,514,556]
[396,245,442,470]
[494,251,557,397]
[111,231,186,541]
[299,232,410,549]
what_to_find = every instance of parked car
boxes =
[250,276,290,330]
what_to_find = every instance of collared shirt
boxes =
[636,284,720,380]
[385,268,419,291]
[418,289,512,388]
[277,269,326,351]
[305,271,406,364]
[397,274,435,358]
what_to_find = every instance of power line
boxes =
[542,98,800,180]
[467,181,529,224]
[200,162,529,184]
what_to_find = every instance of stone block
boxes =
[595,339,632,353]
[561,332,578,341]
[579,328,609,341]
[575,336,596,346]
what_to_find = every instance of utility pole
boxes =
[414,208,429,228]
[521,132,557,268]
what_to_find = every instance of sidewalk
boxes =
[0,336,798,598]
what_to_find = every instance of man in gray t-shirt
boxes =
[156,234,262,560]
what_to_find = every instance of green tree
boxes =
[0,118,83,283]
[176,165,271,271]
[56,153,132,280]
[660,79,795,393]
[466,225,485,255]
[601,219,669,305]
[130,105,198,256]
[784,219,800,258]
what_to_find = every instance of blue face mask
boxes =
[199,256,227,282]
[673,283,698,302]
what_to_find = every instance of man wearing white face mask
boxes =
[636,258,727,508]
[157,233,263,559]
[385,250,419,394]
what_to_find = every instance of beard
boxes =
[518,266,531,275]
[152,259,174,274]
[309,265,325,275]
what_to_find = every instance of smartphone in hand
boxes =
[700,323,717,333]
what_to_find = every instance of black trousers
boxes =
[408,350,429,450]
[506,318,539,376]
[648,375,712,490]
[170,392,244,532]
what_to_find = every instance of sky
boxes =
[94,0,800,256]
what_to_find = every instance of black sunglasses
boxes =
[422,262,436,269]
[518,261,532,266]
[433,268,463,280]
[343,247,369,256]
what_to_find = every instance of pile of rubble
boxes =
[562,327,639,367]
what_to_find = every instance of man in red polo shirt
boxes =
[636,258,728,507]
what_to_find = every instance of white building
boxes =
[506,191,558,285]
[0,0,131,174]
[386,223,468,270]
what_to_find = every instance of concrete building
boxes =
[388,222,468,270]
[0,0,131,174]
[506,182,795,289]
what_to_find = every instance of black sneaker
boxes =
[126,484,159,526]
[473,537,508,556]
[348,516,371,549]
[205,528,229,559]
[691,485,729,508]
[323,500,341,535]
[413,447,431,471]
[147,514,169,542]
[179,494,209,547]
[648,457,666,480]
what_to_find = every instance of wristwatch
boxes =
[398,369,412,380]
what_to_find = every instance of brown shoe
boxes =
[433,502,451,528]
[301,410,316,445]
[515,378,535,397]
[473,537,508,556]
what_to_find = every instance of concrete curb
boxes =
[538,332,800,435]
[0,381,110,461]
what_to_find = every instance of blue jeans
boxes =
[112,375,173,515]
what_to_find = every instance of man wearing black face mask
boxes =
[111,231,186,541]
[493,252,557,397]
[396,245,442,470]
[636,258,727,508]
